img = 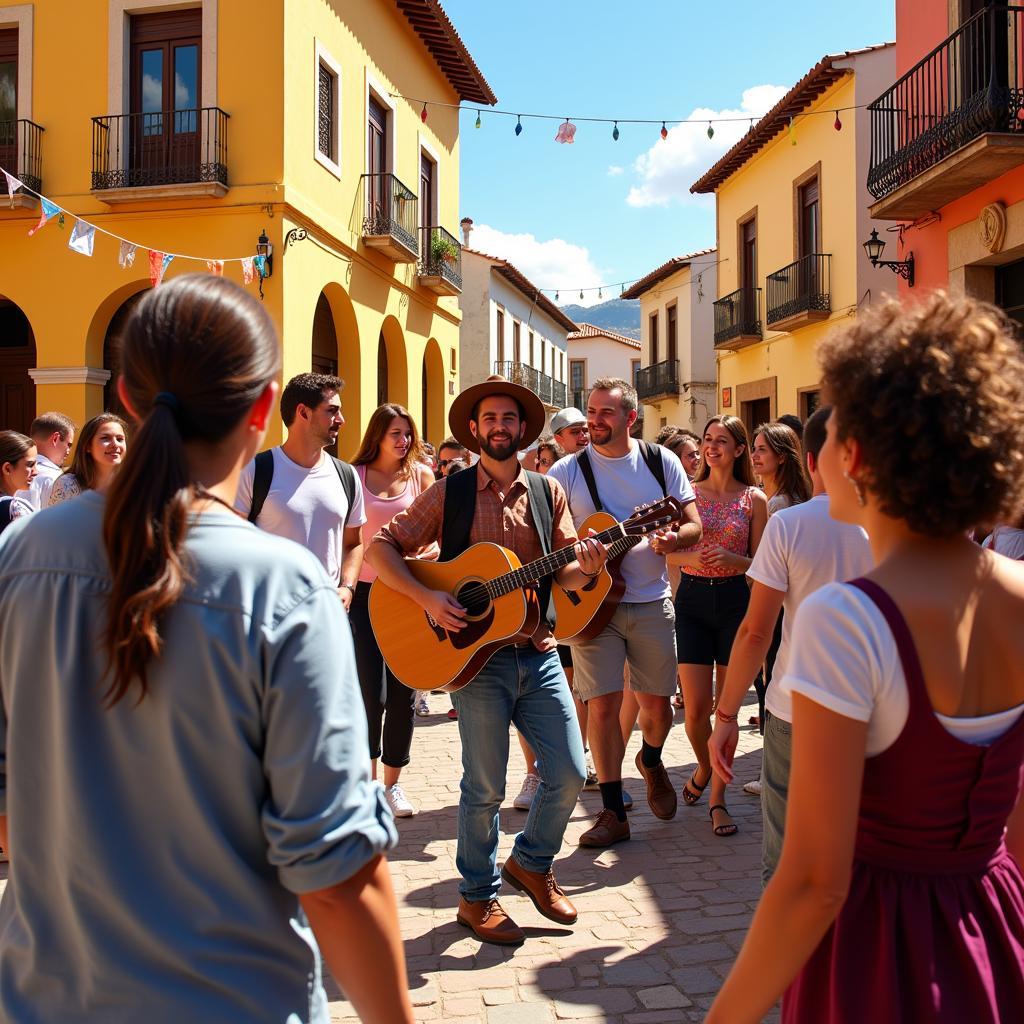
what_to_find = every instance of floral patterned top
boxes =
[683,485,758,578]
[47,474,84,507]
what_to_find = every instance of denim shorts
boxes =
[674,573,750,666]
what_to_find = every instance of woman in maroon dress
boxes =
[708,292,1024,1023]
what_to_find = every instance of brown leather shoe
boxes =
[501,857,578,925]
[635,749,678,820]
[456,897,525,946]
[578,808,630,847]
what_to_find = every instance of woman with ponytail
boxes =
[0,275,412,1024]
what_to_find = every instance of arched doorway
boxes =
[377,332,389,408]
[312,292,339,377]
[421,339,445,446]
[102,291,147,418]
[313,284,360,458]
[377,316,408,410]
[0,297,36,433]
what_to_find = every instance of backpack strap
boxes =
[525,470,556,626]
[247,449,275,524]
[0,495,14,534]
[636,439,668,497]
[439,463,479,561]
[330,457,357,528]
[575,449,604,512]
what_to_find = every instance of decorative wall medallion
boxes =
[979,202,1007,254]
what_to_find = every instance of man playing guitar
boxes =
[367,376,607,946]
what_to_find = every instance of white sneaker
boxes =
[513,773,541,811]
[414,695,430,716]
[386,784,417,818]
[743,778,762,796]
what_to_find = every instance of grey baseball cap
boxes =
[550,407,587,435]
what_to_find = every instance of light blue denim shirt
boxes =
[0,492,396,1023]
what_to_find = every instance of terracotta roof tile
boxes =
[567,323,641,349]
[621,248,717,299]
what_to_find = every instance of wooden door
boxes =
[367,98,387,226]
[741,219,757,324]
[0,301,35,434]
[799,178,820,295]
[419,152,435,228]
[0,29,17,186]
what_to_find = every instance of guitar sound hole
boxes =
[454,579,492,619]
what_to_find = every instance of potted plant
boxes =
[431,233,459,267]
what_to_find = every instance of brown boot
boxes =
[635,749,677,820]
[456,897,525,946]
[578,808,630,847]
[501,857,578,925]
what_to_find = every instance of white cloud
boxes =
[607,165,624,176]
[626,84,789,208]
[468,223,607,307]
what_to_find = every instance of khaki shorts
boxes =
[571,598,678,703]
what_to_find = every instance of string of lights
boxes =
[534,257,726,302]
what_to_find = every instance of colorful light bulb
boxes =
[707,121,714,139]
[420,103,427,123]
[660,122,668,141]
[612,121,619,141]
[515,115,523,136]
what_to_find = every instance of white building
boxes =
[457,218,577,434]
[566,323,644,435]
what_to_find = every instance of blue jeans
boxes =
[452,645,586,902]
[761,712,792,887]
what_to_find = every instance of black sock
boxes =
[641,740,663,769]
[599,780,627,822]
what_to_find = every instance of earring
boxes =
[843,470,866,508]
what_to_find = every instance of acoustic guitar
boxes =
[368,497,683,693]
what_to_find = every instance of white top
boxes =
[17,453,62,511]
[547,442,695,603]
[746,495,873,722]
[235,448,366,584]
[983,526,1024,561]
[778,582,1024,754]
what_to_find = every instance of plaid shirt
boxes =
[375,463,578,645]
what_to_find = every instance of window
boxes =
[799,388,821,420]
[666,304,677,363]
[631,358,641,387]
[419,150,436,228]
[570,359,585,392]
[0,28,16,187]
[528,331,534,366]
[496,308,505,366]
[540,339,546,375]
[741,217,757,290]
[513,321,521,364]
[799,177,820,258]
[558,351,564,380]
[314,43,341,176]
[649,312,659,363]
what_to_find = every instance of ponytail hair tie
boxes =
[153,391,181,415]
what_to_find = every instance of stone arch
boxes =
[378,315,408,409]
[421,337,445,446]
[315,283,361,457]
[0,295,37,433]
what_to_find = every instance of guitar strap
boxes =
[525,470,555,627]
[575,439,668,514]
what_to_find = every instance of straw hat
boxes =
[448,375,547,454]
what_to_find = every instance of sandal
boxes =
[709,804,738,837]
[682,767,709,806]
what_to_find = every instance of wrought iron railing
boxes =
[361,172,418,254]
[0,119,44,195]
[766,253,831,326]
[419,225,462,289]
[91,107,229,190]
[714,287,762,345]
[494,361,568,408]
[867,4,1024,200]
[636,359,681,400]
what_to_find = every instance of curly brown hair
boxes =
[819,292,1024,536]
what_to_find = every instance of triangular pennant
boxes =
[28,198,60,236]
[3,170,24,208]
[68,219,96,257]
[118,240,137,269]
[241,257,255,285]
[149,249,174,287]
[206,259,224,276]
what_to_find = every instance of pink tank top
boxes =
[357,464,429,583]
[683,485,757,578]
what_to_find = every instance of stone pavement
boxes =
[329,690,778,1024]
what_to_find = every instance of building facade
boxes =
[690,46,895,435]
[622,250,718,440]
[458,220,575,436]
[866,0,1024,326]
[0,0,493,455]
[565,321,643,433]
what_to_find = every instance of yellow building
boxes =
[0,0,494,455]
[689,45,894,434]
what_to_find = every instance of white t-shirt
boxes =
[235,448,366,584]
[778,582,1024,754]
[983,526,1024,561]
[547,442,695,603]
[746,495,873,721]
[18,453,63,511]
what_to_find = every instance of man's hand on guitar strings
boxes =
[574,529,609,579]
[420,590,469,632]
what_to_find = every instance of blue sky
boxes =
[441,0,895,306]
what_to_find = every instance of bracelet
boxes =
[339,583,356,595]
[715,708,738,724]
[579,565,602,580]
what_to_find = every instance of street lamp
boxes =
[256,229,273,278]
[862,228,914,287]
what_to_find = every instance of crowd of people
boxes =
[0,275,1022,1022]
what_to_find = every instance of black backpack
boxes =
[0,496,14,536]
[574,439,668,512]
[246,449,357,526]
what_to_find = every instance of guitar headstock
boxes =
[622,496,685,537]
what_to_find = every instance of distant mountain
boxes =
[561,298,640,340]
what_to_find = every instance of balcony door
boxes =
[799,177,820,295]
[419,152,435,229]
[666,304,678,365]
[0,29,16,183]
[367,97,388,227]
[741,217,757,324]
[130,11,201,185]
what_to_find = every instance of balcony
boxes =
[0,119,44,208]
[636,359,681,401]
[867,5,1024,219]
[494,361,567,409]
[361,172,418,262]
[418,226,462,295]
[714,288,762,349]
[91,108,229,201]
[766,253,831,332]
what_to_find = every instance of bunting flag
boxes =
[206,259,224,276]
[555,120,576,144]
[3,170,23,207]
[27,198,59,236]
[118,240,137,269]
[68,219,96,257]
[253,254,268,279]
[241,257,255,285]
[149,249,174,287]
